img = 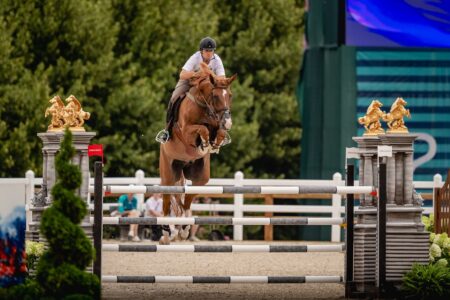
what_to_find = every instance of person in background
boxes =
[117,193,141,242]
[144,193,163,241]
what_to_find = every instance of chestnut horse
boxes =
[159,62,237,244]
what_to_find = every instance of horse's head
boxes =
[190,63,237,130]
[208,73,237,130]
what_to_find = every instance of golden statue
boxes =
[382,97,411,133]
[358,100,385,135]
[45,95,90,131]
[44,96,65,131]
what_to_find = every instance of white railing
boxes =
[3,170,443,242]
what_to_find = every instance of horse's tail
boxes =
[358,116,365,124]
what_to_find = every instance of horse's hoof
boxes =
[179,225,190,240]
[210,147,220,154]
[198,145,210,155]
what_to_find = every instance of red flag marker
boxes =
[88,144,104,163]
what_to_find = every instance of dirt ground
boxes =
[102,240,345,300]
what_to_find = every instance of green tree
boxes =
[0,0,119,177]
[214,0,303,178]
[0,0,304,179]
[36,129,100,299]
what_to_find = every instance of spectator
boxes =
[145,193,163,241]
[117,193,141,242]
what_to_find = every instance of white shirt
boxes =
[182,51,225,76]
[145,196,163,214]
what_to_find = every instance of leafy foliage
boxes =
[25,240,44,276]
[429,232,450,266]
[402,263,450,300]
[36,130,100,299]
[422,214,434,233]
[0,0,304,179]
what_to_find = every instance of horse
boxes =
[159,62,237,244]
[358,99,385,134]
[382,97,411,131]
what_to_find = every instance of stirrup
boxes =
[155,129,170,144]
[221,132,232,146]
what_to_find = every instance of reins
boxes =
[187,79,229,126]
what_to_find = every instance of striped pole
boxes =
[102,275,343,284]
[89,185,375,195]
[102,244,345,253]
[98,216,345,226]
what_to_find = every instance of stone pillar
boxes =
[394,153,404,205]
[386,156,396,205]
[404,153,414,206]
[37,131,96,203]
[363,155,374,207]
[351,133,429,296]
[359,158,365,205]
[377,133,429,284]
[29,131,96,243]
[353,136,380,208]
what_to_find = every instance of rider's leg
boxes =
[156,80,191,144]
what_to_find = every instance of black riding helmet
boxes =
[199,37,216,51]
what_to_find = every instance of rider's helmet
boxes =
[199,37,216,51]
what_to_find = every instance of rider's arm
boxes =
[179,69,196,80]
[213,55,226,79]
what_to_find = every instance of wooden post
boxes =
[264,195,273,241]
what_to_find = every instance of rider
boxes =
[156,37,226,143]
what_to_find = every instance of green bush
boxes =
[402,263,450,300]
[422,214,434,233]
[429,233,450,266]
[0,279,43,300]
[25,240,45,275]
[35,129,100,299]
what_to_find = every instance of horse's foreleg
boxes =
[211,129,226,153]
[182,124,210,151]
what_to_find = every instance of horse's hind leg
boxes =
[159,147,182,245]
[180,156,210,241]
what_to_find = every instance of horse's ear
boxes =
[209,74,216,85]
[228,73,237,85]
[200,62,210,73]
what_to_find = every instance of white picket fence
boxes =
[0,170,443,242]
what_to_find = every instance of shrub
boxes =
[25,240,45,276]
[402,263,450,300]
[35,129,100,299]
[422,214,434,233]
[429,233,450,265]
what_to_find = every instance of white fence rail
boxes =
[2,170,443,242]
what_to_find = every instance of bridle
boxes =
[186,79,231,128]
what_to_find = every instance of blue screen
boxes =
[346,0,450,48]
